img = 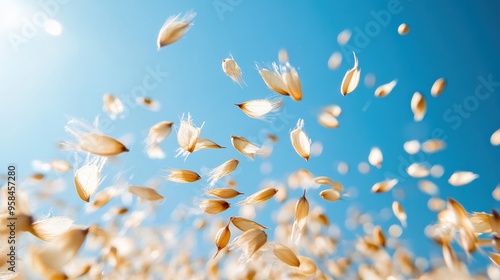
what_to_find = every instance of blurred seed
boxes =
[207,188,242,199]
[231,136,262,160]
[371,179,398,193]
[128,186,164,201]
[136,96,161,111]
[373,226,386,247]
[328,52,342,70]
[389,224,402,237]
[273,243,300,267]
[37,228,89,269]
[207,159,239,188]
[422,139,446,153]
[428,197,446,212]
[340,52,361,96]
[213,223,231,258]
[166,169,201,183]
[314,176,342,192]
[418,180,439,196]
[407,163,430,178]
[358,162,370,174]
[49,160,72,173]
[257,63,289,95]
[318,111,339,128]
[146,121,173,145]
[278,49,288,63]
[337,29,351,45]
[320,189,341,202]
[146,143,166,159]
[200,199,230,214]
[491,129,500,146]
[74,156,105,202]
[493,185,500,201]
[297,256,317,275]
[102,93,124,119]
[230,217,267,232]
[232,228,267,260]
[430,78,446,97]
[337,162,349,175]
[374,80,397,97]
[239,188,278,205]
[392,201,407,227]
[292,190,309,243]
[490,252,500,267]
[398,23,410,35]
[265,133,279,143]
[176,113,201,157]
[90,188,114,209]
[222,55,244,86]
[157,11,196,49]
[290,119,311,161]
[411,92,426,121]
[78,133,129,157]
[442,244,459,270]
[448,171,478,186]
[403,140,420,154]
[30,216,74,241]
[236,99,282,119]
[368,147,383,168]
[364,73,376,87]
[323,105,342,117]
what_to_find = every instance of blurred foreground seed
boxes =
[431,78,446,97]
[392,201,407,227]
[102,93,124,120]
[157,11,196,49]
[411,92,426,121]
[368,147,383,168]
[128,186,164,201]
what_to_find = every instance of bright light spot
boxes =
[310,141,323,156]
[337,161,348,175]
[44,19,62,36]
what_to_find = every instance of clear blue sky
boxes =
[1,0,499,277]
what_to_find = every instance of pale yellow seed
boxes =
[231,136,262,160]
[29,216,74,242]
[207,159,239,187]
[403,140,420,154]
[128,186,164,201]
[337,29,351,45]
[422,139,446,153]
[493,185,500,201]
[328,52,342,70]
[448,171,478,186]
[282,64,302,101]
[411,92,426,121]
[340,52,361,96]
[368,147,383,168]
[418,180,438,196]
[257,64,289,96]
[431,78,446,97]
[135,96,160,111]
[273,243,300,267]
[290,119,311,161]
[36,228,89,269]
[318,111,339,129]
[374,80,397,97]
[222,56,244,86]
[407,163,430,178]
[230,217,267,232]
[428,197,446,212]
[49,160,72,173]
[207,188,243,199]
[74,157,105,202]
[146,121,173,145]
[102,93,124,119]
[314,176,343,192]
[157,11,196,49]
[236,99,282,119]
[398,23,410,35]
[491,129,500,146]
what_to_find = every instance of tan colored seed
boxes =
[230,217,267,232]
[392,201,407,227]
[337,29,351,45]
[49,160,72,173]
[373,226,386,247]
[136,96,161,111]
[232,228,267,259]
[320,189,341,202]
[422,139,446,153]
[213,223,231,258]
[398,23,410,35]
[403,140,420,154]
[273,243,300,267]
[36,228,89,269]
[78,133,129,157]
[207,188,243,199]
[371,179,398,193]
[102,93,124,119]
[448,171,478,187]
[314,176,343,192]
[418,180,438,196]
[157,11,196,49]
[257,63,289,96]
[340,52,361,96]
[374,80,397,97]
[239,188,278,205]
[222,55,244,86]
[292,190,309,243]
[297,256,317,275]
[491,129,500,146]
[290,119,311,161]
[411,92,426,121]
[128,186,164,201]
[194,137,224,151]
[431,78,446,97]
[146,121,173,145]
[200,199,230,214]
[407,163,430,178]
[207,159,239,187]
[29,216,74,242]
[166,169,201,183]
